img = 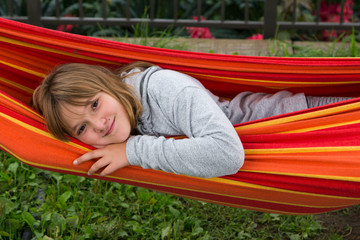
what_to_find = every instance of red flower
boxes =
[247,34,263,40]
[186,16,214,39]
[318,0,354,40]
[57,14,76,32]
[320,0,353,22]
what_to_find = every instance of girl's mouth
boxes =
[104,118,115,137]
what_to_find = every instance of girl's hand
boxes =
[73,142,129,176]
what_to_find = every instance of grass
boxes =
[267,30,359,58]
[1,31,359,239]
[0,151,327,239]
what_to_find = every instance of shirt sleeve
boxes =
[126,69,244,178]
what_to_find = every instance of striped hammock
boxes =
[1,18,360,215]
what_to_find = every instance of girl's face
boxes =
[60,92,131,148]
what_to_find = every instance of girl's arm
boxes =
[126,70,244,178]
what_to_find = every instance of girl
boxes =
[32,62,351,178]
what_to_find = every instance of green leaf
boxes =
[289,233,301,240]
[48,212,66,236]
[50,172,63,182]
[2,218,22,236]
[131,215,141,222]
[7,162,19,174]
[90,212,102,219]
[0,172,10,181]
[168,206,180,217]
[0,231,11,237]
[41,212,52,224]
[58,191,72,207]
[0,197,16,215]
[120,202,130,208]
[192,227,204,236]
[118,230,128,238]
[42,235,55,240]
[33,231,45,239]
[66,215,79,229]
[161,225,171,239]
[28,173,36,180]
[22,211,35,232]
[270,213,281,221]
[351,27,358,57]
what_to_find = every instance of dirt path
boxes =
[316,206,360,239]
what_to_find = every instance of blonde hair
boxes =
[32,61,153,141]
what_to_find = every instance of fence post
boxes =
[263,0,278,39]
[27,0,42,26]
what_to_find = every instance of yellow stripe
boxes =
[0,111,89,152]
[0,143,87,176]
[187,71,360,86]
[208,176,360,199]
[0,36,114,65]
[0,59,45,78]
[240,169,360,182]
[0,92,40,117]
[0,76,34,94]
[282,119,360,133]
[235,101,360,131]
[243,146,360,182]
[245,146,360,154]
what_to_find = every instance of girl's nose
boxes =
[93,117,107,133]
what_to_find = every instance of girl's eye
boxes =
[91,99,98,110]
[78,124,86,135]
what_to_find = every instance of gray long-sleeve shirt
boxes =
[124,66,308,178]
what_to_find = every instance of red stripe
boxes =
[241,125,360,149]
[224,172,360,198]
[235,97,360,128]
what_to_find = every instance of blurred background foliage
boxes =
[1,0,359,40]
